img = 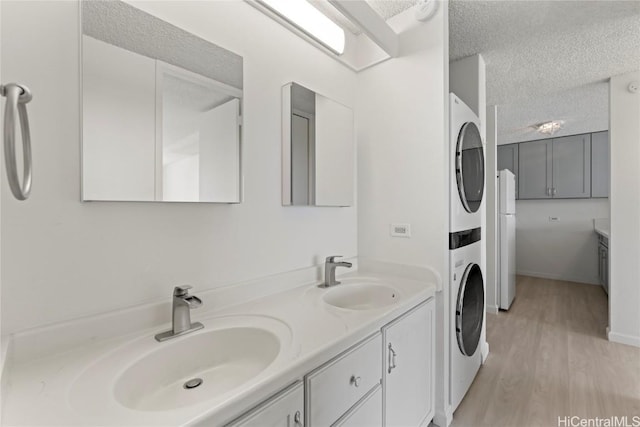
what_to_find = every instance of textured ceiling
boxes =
[83,0,243,90]
[497,82,609,145]
[450,0,640,143]
[367,0,416,19]
[449,0,640,106]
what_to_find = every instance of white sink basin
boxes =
[114,327,279,411]
[323,282,400,310]
[69,315,294,415]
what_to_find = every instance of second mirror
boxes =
[282,83,354,207]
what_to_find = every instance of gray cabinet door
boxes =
[497,143,519,199]
[518,139,552,199]
[552,134,591,198]
[591,131,609,198]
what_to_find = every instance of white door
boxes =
[383,300,434,427]
[499,215,516,310]
[224,382,304,427]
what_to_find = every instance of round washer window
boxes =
[456,263,484,357]
[455,122,485,213]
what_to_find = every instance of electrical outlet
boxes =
[390,223,411,238]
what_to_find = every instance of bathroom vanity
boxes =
[226,299,433,427]
[2,267,437,426]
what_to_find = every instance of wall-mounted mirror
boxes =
[282,83,354,207]
[81,1,243,203]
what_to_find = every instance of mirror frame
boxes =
[79,0,244,204]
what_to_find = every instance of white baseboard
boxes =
[516,270,599,286]
[433,408,453,427]
[608,330,640,348]
[486,304,499,314]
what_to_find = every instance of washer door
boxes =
[455,122,484,213]
[456,263,484,356]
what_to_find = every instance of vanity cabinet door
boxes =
[383,299,435,427]
[225,382,304,427]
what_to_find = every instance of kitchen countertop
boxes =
[594,218,610,239]
[3,270,436,426]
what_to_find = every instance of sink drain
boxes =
[183,378,203,390]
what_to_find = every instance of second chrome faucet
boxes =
[320,255,353,288]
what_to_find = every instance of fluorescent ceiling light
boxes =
[535,120,565,135]
[257,0,346,55]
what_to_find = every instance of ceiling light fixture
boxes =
[256,0,346,55]
[535,120,565,135]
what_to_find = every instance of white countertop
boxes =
[3,269,436,426]
[594,218,610,239]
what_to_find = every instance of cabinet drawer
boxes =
[333,384,382,427]
[306,333,382,426]
[223,382,303,427]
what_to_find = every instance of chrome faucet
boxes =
[320,256,353,288]
[155,285,204,342]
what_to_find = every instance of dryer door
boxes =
[455,122,484,213]
[456,263,484,356]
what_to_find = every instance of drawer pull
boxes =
[350,375,361,387]
[388,343,397,373]
[294,410,302,426]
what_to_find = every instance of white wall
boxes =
[357,9,446,273]
[449,54,486,139]
[198,99,241,202]
[82,35,156,201]
[609,70,640,347]
[0,0,357,335]
[356,5,448,424]
[515,199,609,284]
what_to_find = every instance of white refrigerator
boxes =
[498,169,516,310]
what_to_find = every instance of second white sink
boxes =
[323,282,400,310]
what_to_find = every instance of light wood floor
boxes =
[451,275,640,427]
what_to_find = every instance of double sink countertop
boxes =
[3,267,437,426]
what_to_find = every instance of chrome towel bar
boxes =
[1,82,33,201]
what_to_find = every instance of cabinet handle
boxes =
[388,343,397,374]
[293,410,302,426]
[350,375,361,387]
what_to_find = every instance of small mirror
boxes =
[81,1,242,203]
[282,83,354,206]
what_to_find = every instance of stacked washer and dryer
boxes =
[448,93,486,413]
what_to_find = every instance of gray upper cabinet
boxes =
[518,134,593,199]
[497,143,519,199]
[518,139,552,199]
[591,131,609,198]
[552,134,591,198]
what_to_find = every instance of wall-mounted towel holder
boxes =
[1,83,33,201]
